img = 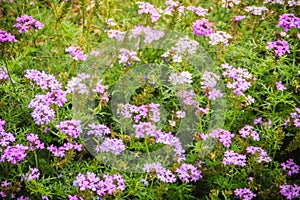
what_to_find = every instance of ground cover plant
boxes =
[0,0,300,199]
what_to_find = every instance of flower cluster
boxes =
[28,90,67,125]
[201,129,235,148]
[186,6,208,16]
[26,133,44,151]
[221,63,254,96]
[264,0,284,4]
[267,40,290,56]
[47,142,82,157]
[244,6,268,16]
[118,48,140,66]
[66,73,92,95]
[0,30,17,43]
[201,71,223,100]
[93,80,109,102]
[208,31,233,46]
[232,16,246,23]
[223,150,246,167]
[162,36,198,61]
[118,103,160,123]
[73,172,125,196]
[68,195,83,200]
[0,119,15,147]
[239,125,260,141]
[23,168,40,181]
[143,162,176,183]
[13,15,44,33]
[130,25,164,44]
[137,1,161,22]
[234,188,256,200]
[0,67,9,81]
[176,163,202,183]
[288,0,300,6]
[192,18,213,37]
[280,184,300,200]
[87,123,110,137]
[246,146,271,163]
[107,30,125,41]
[177,89,198,107]
[25,69,62,91]
[169,71,193,85]
[96,138,126,155]
[222,0,241,8]
[0,144,28,164]
[281,159,300,176]
[56,120,82,139]
[163,0,184,15]
[290,108,300,127]
[65,46,87,61]
[277,14,300,32]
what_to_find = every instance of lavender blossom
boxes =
[277,14,300,32]
[65,46,87,61]
[14,15,44,33]
[0,30,17,42]
[96,138,125,155]
[281,159,300,176]
[176,163,202,183]
[234,188,256,200]
[192,18,213,37]
[223,150,246,167]
[280,184,300,200]
[56,120,82,139]
[267,40,290,56]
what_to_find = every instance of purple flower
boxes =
[0,67,9,81]
[232,15,246,22]
[26,133,44,151]
[0,30,17,42]
[169,71,193,85]
[192,18,213,37]
[130,25,164,44]
[30,104,56,125]
[0,128,15,147]
[93,80,109,102]
[221,63,254,96]
[87,123,111,137]
[23,167,40,181]
[277,14,300,32]
[223,150,246,167]
[280,184,300,200]
[143,162,176,183]
[141,178,148,185]
[107,30,125,41]
[56,120,82,139]
[176,163,202,183]
[234,188,256,200]
[66,73,91,94]
[136,2,161,22]
[24,69,62,91]
[239,125,260,141]
[66,46,87,61]
[201,71,223,100]
[246,146,271,163]
[73,172,125,196]
[14,15,44,33]
[96,138,125,155]
[208,31,232,46]
[267,40,290,56]
[281,159,300,176]
[276,81,287,91]
[68,195,84,200]
[118,48,140,64]
[0,144,28,164]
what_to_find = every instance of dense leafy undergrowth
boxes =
[0,0,300,199]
